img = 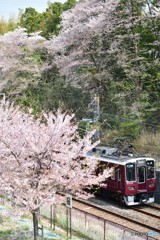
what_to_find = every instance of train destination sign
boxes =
[137,159,146,166]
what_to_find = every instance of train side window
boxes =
[92,148,97,153]
[147,167,154,179]
[126,163,136,181]
[111,170,115,180]
[146,160,155,179]
[98,163,105,174]
[117,169,121,181]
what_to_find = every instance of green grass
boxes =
[0,215,3,224]
[0,230,12,235]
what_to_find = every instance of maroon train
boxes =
[87,146,156,206]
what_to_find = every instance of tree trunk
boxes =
[32,211,39,240]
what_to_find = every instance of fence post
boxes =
[41,225,44,240]
[66,207,69,238]
[122,229,126,240]
[70,208,72,239]
[104,220,106,240]
[38,225,44,240]
[146,233,148,240]
[50,204,56,231]
[53,204,56,231]
[50,205,53,229]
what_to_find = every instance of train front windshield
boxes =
[146,160,155,179]
[126,163,136,181]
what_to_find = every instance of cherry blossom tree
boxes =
[46,0,120,84]
[0,28,45,96]
[45,0,160,132]
[0,99,112,240]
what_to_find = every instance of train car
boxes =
[87,146,156,206]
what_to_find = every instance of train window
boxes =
[126,163,136,181]
[98,163,105,174]
[117,169,121,181]
[102,149,106,155]
[147,167,154,179]
[138,167,145,183]
[146,160,154,177]
[111,170,115,180]
[146,161,154,179]
[92,148,97,153]
[146,160,154,167]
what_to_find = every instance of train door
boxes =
[137,165,147,191]
[117,169,122,192]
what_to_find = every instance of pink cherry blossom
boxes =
[0,28,45,95]
[45,0,120,79]
[0,100,112,215]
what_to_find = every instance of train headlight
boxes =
[127,196,134,202]
[128,186,135,190]
[149,184,154,187]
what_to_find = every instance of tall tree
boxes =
[42,2,63,38]
[109,0,160,128]
[0,18,8,35]
[45,0,122,125]
[19,8,44,33]
[19,1,77,38]
[46,0,120,86]
[45,0,160,135]
[63,0,77,11]
[42,0,77,38]
[0,99,112,240]
[0,16,17,35]
[0,28,45,97]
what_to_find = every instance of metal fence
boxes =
[0,192,159,240]
[41,203,158,240]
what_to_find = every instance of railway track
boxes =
[145,203,160,210]
[73,197,160,239]
[132,204,160,219]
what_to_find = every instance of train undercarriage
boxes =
[123,192,155,206]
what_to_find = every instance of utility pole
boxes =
[93,94,100,141]
[81,94,100,141]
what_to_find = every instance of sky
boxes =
[0,0,66,20]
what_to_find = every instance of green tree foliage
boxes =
[88,0,159,140]
[0,17,17,35]
[42,2,63,38]
[111,0,160,128]
[42,0,77,38]
[63,0,77,11]
[0,18,8,35]
[16,63,90,117]
[98,0,160,139]
[19,0,77,38]
[19,7,44,33]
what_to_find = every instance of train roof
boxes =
[86,146,155,165]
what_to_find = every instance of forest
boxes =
[0,0,160,157]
